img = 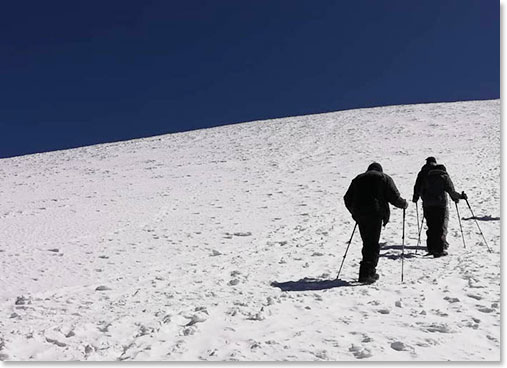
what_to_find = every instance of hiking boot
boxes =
[359,273,379,284]
[358,261,378,283]
[433,251,448,258]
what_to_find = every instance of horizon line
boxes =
[1,97,499,160]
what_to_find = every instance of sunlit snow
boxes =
[0,100,500,361]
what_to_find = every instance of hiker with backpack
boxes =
[412,159,467,257]
[344,162,408,283]
[412,156,438,200]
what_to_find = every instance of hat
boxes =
[367,162,383,173]
[426,156,437,164]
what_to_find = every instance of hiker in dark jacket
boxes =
[344,162,408,283]
[415,163,466,257]
[412,156,437,203]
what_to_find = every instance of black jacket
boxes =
[344,169,407,225]
[413,163,436,202]
[420,168,461,208]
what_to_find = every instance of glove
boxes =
[412,195,418,203]
[403,199,409,209]
[461,191,468,200]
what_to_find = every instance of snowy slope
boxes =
[0,100,500,361]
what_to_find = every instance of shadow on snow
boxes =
[271,278,356,291]
[381,244,425,251]
[462,215,500,221]
[376,243,426,260]
[271,244,432,291]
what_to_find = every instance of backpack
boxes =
[422,170,446,205]
[352,171,385,216]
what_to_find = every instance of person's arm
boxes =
[413,171,423,202]
[344,181,355,216]
[444,174,462,202]
[386,175,408,209]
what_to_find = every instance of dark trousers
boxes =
[423,206,448,254]
[357,216,383,275]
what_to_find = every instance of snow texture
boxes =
[0,100,500,361]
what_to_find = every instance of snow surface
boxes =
[0,100,500,361]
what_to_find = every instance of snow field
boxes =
[0,99,500,360]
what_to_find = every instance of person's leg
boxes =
[433,207,446,255]
[442,206,450,250]
[424,206,440,254]
[424,207,434,253]
[358,217,382,281]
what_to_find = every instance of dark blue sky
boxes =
[0,0,499,158]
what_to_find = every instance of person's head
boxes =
[435,164,447,172]
[426,156,437,165]
[367,162,383,173]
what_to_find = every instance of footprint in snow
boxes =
[311,350,329,360]
[181,326,196,336]
[15,296,31,305]
[185,313,208,326]
[95,285,112,291]
[265,296,277,306]
[361,334,373,343]
[467,293,483,300]
[477,307,495,313]
[419,322,454,333]
[390,341,415,353]
[233,232,252,237]
[443,296,460,304]
[45,337,67,348]
[313,294,323,302]
[247,309,265,321]
[422,337,439,347]
[349,344,372,359]
[486,335,499,343]
[430,309,449,317]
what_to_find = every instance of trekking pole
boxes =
[401,208,406,282]
[417,215,425,249]
[464,197,493,253]
[455,202,466,249]
[336,223,357,280]
[415,202,420,255]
